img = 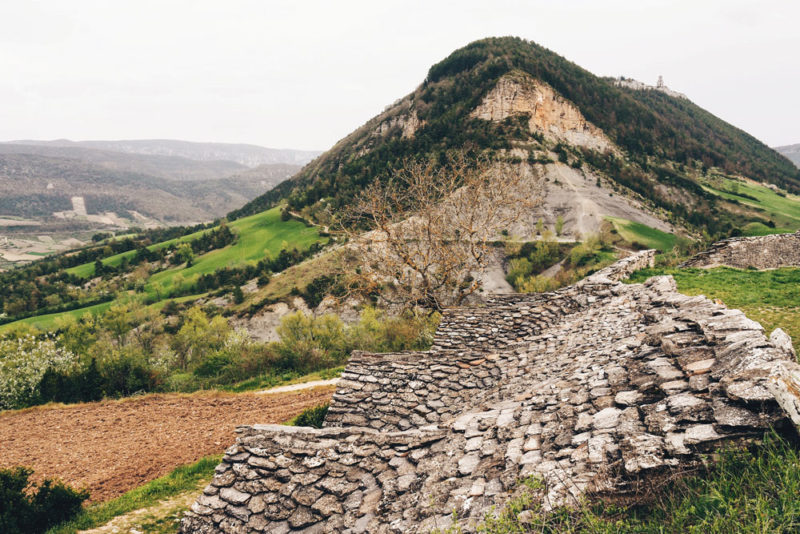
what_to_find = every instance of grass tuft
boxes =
[46,455,221,534]
[472,430,800,533]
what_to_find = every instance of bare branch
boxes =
[340,151,542,311]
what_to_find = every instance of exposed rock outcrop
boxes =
[471,71,614,152]
[182,251,800,533]
[680,231,800,269]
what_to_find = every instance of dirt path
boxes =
[256,378,340,395]
[79,487,203,534]
[0,387,334,502]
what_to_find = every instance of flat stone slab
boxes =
[182,251,798,533]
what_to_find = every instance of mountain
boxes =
[0,143,246,182]
[231,37,800,240]
[0,142,301,228]
[7,139,321,167]
[0,151,299,223]
[775,144,800,168]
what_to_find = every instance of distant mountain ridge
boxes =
[6,139,321,167]
[0,152,300,223]
[775,144,800,168]
[0,143,246,181]
[0,141,303,228]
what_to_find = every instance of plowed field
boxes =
[0,387,334,502]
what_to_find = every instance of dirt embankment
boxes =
[0,387,334,502]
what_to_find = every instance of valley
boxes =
[0,140,320,268]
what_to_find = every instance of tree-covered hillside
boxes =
[230,37,799,238]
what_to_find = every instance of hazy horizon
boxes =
[1,0,798,151]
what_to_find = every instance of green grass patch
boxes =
[628,266,800,354]
[65,228,213,278]
[605,216,677,252]
[286,403,329,428]
[471,430,800,533]
[0,292,207,335]
[144,208,323,297]
[741,221,794,237]
[0,300,116,332]
[47,455,221,534]
[701,178,800,230]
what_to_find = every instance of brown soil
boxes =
[0,387,334,502]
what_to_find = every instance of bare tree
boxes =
[341,152,542,310]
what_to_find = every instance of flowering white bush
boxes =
[0,334,77,410]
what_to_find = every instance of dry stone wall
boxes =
[681,231,800,269]
[182,250,800,533]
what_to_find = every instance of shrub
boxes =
[289,403,329,428]
[506,257,533,285]
[193,353,236,378]
[274,312,347,372]
[37,358,104,405]
[346,307,440,353]
[0,467,88,534]
[567,235,602,267]
[232,285,245,304]
[516,274,559,294]
[526,239,561,272]
[0,334,77,410]
[100,354,162,397]
[164,372,199,393]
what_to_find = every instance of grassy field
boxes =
[67,208,322,281]
[65,232,204,278]
[628,266,800,353]
[2,208,325,333]
[605,216,677,252]
[143,208,323,297]
[47,455,220,534]
[0,293,206,334]
[701,177,800,231]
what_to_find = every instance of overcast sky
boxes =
[0,0,797,151]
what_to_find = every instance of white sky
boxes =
[0,0,797,151]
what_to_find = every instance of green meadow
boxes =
[701,177,800,232]
[3,208,325,333]
[605,216,677,252]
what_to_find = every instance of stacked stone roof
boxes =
[181,250,800,533]
[680,230,800,269]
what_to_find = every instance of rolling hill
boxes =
[6,139,320,167]
[0,144,302,227]
[775,143,800,168]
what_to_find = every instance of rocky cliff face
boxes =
[471,71,613,152]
